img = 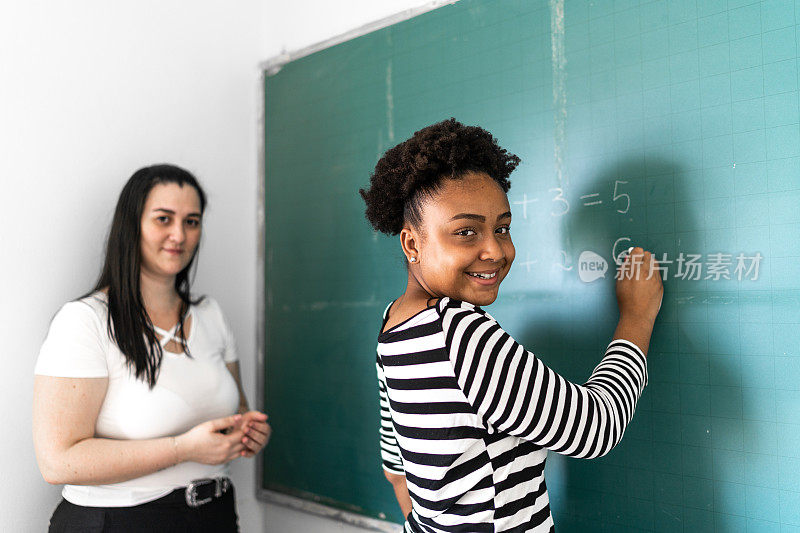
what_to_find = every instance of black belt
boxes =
[158,477,232,508]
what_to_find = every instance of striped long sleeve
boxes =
[441,301,648,459]
[377,355,405,475]
[375,297,648,532]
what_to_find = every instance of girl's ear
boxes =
[399,226,421,263]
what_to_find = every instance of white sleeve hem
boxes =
[608,338,646,359]
[382,465,406,476]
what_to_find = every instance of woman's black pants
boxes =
[48,484,239,532]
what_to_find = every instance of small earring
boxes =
[409,257,417,263]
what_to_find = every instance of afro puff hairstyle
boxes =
[359,118,521,236]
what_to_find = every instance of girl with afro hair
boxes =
[361,118,662,532]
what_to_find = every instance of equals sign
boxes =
[580,193,602,206]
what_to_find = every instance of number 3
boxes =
[549,188,570,217]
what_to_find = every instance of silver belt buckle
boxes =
[216,476,231,497]
[185,477,230,508]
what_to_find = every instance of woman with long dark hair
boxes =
[33,164,270,532]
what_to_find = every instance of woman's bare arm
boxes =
[225,361,272,457]
[225,361,249,413]
[613,247,664,356]
[384,470,413,517]
[33,375,245,485]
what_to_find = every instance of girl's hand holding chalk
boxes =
[616,246,664,325]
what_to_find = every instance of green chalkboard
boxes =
[262,0,800,530]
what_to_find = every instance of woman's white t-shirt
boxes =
[34,292,240,507]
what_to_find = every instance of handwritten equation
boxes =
[512,180,631,218]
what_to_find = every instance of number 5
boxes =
[613,180,630,214]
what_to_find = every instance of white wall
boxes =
[259,0,448,59]
[0,1,434,531]
[0,1,265,530]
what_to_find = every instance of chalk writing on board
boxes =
[518,252,538,273]
[612,237,632,263]
[556,250,573,271]
[549,188,570,216]
[516,250,572,273]
[512,180,633,218]
[512,193,539,220]
[613,180,630,214]
[580,193,602,206]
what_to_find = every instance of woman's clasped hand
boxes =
[239,411,271,458]
[176,411,270,465]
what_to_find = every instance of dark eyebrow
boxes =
[449,211,512,222]
[153,208,202,218]
[449,213,484,222]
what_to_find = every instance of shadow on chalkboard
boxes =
[510,156,742,531]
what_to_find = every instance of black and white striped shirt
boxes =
[376,297,648,532]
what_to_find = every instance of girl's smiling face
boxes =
[401,171,515,306]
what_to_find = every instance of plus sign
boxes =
[518,252,538,273]
[512,193,538,219]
